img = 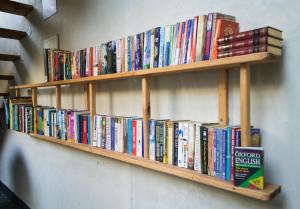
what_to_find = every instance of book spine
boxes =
[114,118,118,151]
[155,122,160,161]
[173,122,179,165]
[137,119,143,157]
[97,116,102,147]
[159,121,165,162]
[230,128,236,181]
[124,38,128,72]
[179,21,187,64]
[135,34,141,70]
[175,22,183,65]
[153,27,160,68]
[226,127,231,181]
[217,36,269,51]
[168,25,174,66]
[221,129,227,180]
[150,29,155,69]
[178,122,188,168]
[101,116,106,148]
[163,121,168,164]
[143,30,151,69]
[187,122,195,169]
[93,115,97,146]
[158,27,165,67]
[203,13,213,60]
[217,27,268,45]
[190,16,198,63]
[132,119,137,156]
[127,119,132,155]
[149,119,156,161]
[167,121,173,165]
[139,33,144,70]
[111,117,115,151]
[106,116,111,150]
[164,25,170,67]
[194,123,201,172]
[217,45,268,58]
[82,116,88,144]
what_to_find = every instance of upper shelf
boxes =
[10,52,280,90]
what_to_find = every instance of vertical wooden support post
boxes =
[55,85,61,109]
[89,81,96,145]
[31,87,37,107]
[240,64,251,147]
[218,69,228,125]
[15,88,20,97]
[142,77,150,159]
[84,83,90,111]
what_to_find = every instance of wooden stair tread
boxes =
[0,1,33,16]
[0,53,20,61]
[0,75,14,80]
[0,28,26,40]
[0,92,9,96]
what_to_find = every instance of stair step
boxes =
[0,53,20,61]
[0,75,14,80]
[0,28,26,40]
[0,1,33,16]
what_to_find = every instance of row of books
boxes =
[43,12,239,82]
[217,27,282,58]
[7,98,264,190]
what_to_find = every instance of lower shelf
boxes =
[24,133,281,201]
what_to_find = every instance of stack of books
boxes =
[217,27,282,58]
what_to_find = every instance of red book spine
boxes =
[55,52,59,81]
[218,45,268,59]
[190,16,198,63]
[218,36,268,51]
[176,22,183,64]
[82,116,88,144]
[132,120,137,156]
[217,27,268,45]
[230,128,236,182]
[89,47,93,77]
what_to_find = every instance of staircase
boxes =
[0,0,33,97]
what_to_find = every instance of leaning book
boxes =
[234,147,264,190]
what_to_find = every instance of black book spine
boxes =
[153,27,160,68]
[173,122,179,165]
[201,126,208,174]
[43,49,49,82]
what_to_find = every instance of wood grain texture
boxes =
[240,64,251,146]
[0,54,20,61]
[142,77,150,159]
[0,28,26,40]
[0,1,33,16]
[9,53,279,90]
[218,69,228,125]
[29,132,281,201]
[55,85,61,109]
[31,87,37,107]
[84,83,90,111]
[89,81,96,144]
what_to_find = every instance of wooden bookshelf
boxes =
[9,52,282,201]
[26,132,280,201]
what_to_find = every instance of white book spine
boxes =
[194,123,201,172]
[178,122,188,168]
[106,117,111,150]
[188,122,195,169]
[118,119,124,152]
[92,116,97,146]
[136,120,143,157]
[97,116,102,147]
[116,39,121,73]
[114,119,118,151]
[149,120,156,161]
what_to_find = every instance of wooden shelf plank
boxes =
[9,52,280,90]
[0,74,14,80]
[0,1,33,16]
[0,28,26,40]
[27,132,280,201]
[0,53,20,61]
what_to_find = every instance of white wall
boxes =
[0,0,299,208]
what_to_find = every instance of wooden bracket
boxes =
[84,83,90,111]
[55,85,61,109]
[31,87,37,107]
[89,81,96,145]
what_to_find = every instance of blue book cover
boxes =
[236,129,241,147]
[153,27,160,68]
[221,128,227,180]
[143,30,151,69]
[183,19,192,64]
[225,126,231,181]
[111,117,115,151]
[127,119,132,155]
[77,115,81,143]
[204,13,213,60]
[127,37,132,71]
[158,27,165,67]
[149,119,156,160]
[213,128,217,176]
[135,33,141,70]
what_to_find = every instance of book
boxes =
[158,27,165,67]
[217,44,282,58]
[153,27,160,68]
[217,36,282,51]
[167,121,173,165]
[149,119,156,160]
[173,122,179,165]
[178,121,188,168]
[211,19,239,60]
[217,27,283,45]
[187,122,195,169]
[234,147,264,190]
[143,29,151,69]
